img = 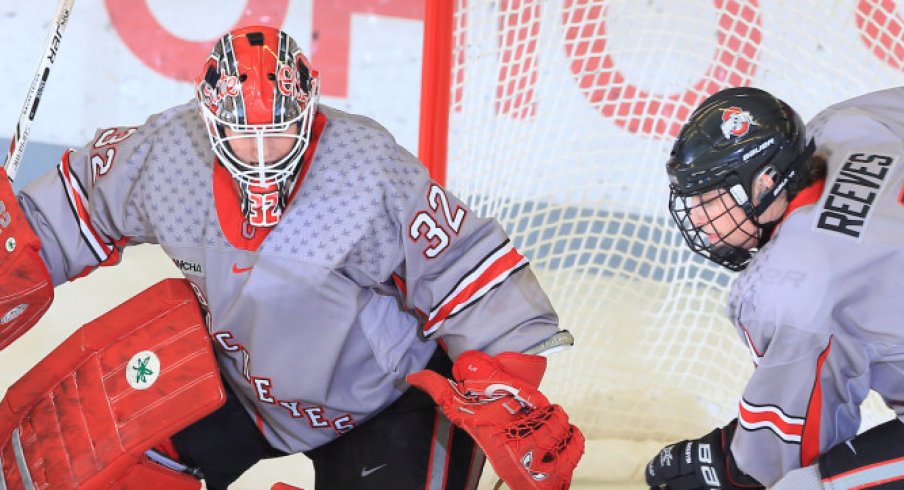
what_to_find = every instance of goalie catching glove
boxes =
[646,420,763,490]
[406,350,585,489]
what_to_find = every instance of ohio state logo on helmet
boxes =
[720,106,755,139]
[200,68,240,115]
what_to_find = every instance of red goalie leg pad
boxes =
[0,279,225,489]
[407,350,585,490]
[113,454,201,490]
[0,166,53,352]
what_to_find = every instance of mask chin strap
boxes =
[747,186,783,250]
[753,220,778,249]
[707,204,774,271]
[709,244,751,271]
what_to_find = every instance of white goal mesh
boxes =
[431,0,904,482]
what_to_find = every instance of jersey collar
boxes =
[782,178,826,221]
[769,177,826,240]
[213,111,328,251]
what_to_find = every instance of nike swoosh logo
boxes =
[231,264,253,274]
[360,463,387,477]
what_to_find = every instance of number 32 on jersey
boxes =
[91,127,137,181]
[409,184,467,258]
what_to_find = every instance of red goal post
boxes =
[418,0,904,483]
[419,0,454,185]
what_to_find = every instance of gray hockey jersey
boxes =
[16,102,560,453]
[727,87,904,486]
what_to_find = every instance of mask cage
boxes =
[668,187,757,271]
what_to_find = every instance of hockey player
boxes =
[0,26,584,489]
[645,86,904,489]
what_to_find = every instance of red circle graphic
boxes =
[856,0,904,72]
[562,0,762,138]
[105,0,290,81]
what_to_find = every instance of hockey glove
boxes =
[0,166,53,352]
[407,350,585,490]
[646,420,763,490]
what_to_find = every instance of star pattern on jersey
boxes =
[129,105,425,280]
[136,105,226,249]
[260,115,423,277]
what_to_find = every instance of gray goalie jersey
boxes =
[17,101,559,453]
[727,87,904,486]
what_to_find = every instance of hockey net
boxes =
[420,0,904,483]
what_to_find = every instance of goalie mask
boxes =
[666,87,814,271]
[196,26,320,227]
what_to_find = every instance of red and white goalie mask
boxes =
[196,26,320,227]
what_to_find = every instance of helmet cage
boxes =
[667,138,813,271]
[196,26,320,227]
[665,87,814,270]
[668,186,756,271]
[199,97,317,188]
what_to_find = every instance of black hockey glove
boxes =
[646,420,763,490]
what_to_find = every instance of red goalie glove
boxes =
[0,166,53,352]
[406,350,585,489]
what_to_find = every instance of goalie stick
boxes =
[3,0,75,181]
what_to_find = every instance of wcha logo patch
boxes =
[720,106,755,139]
[173,258,204,277]
[126,350,161,390]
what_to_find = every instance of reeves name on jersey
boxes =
[816,152,895,239]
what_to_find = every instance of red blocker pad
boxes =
[0,166,54,352]
[0,278,225,489]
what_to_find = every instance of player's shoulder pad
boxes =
[317,104,429,192]
[80,101,209,177]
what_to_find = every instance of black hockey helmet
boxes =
[666,87,814,271]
